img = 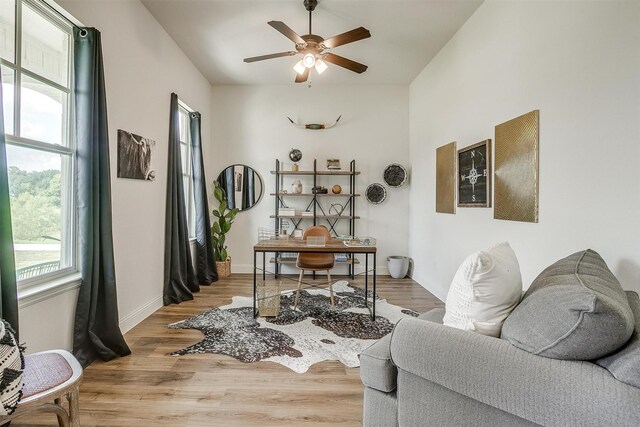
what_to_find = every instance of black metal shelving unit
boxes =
[271,159,360,276]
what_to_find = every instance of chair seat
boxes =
[297,253,335,270]
[0,349,83,427]
[22,352,74,399]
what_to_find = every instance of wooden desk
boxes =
[253,239,378,319]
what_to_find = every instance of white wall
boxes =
[409,0,640,300]
[19,0,213,352]
[209,85,410,276]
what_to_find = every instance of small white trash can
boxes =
[387,256,410,279]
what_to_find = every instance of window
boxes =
[1,0,76,286]
[178,104,195,239]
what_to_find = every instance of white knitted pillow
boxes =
[443,242,523,337]
[0,320,24,416]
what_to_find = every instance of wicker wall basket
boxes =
[216,257,231,278]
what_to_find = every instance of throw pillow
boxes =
[501,249,634,360]
[0,319,24,416]
[596,291,640,388]
[442,242,523,337]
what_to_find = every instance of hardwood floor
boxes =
[12,274,443,426]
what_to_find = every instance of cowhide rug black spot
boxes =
[168,281,418,373]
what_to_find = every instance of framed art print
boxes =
[436,141,457,214]
[494,110,539,222]
[457,139,491,207]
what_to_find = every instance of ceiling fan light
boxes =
[315,59,328,74]
[293,60,306,75]
[302,53,316,68]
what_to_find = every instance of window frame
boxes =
[178,101,196,240]
[1,0,78,290]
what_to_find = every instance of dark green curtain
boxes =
[189,112,217,285]
[73,27,131,368]
[219,167,235,209]
[0,70,19,333]
[163,93,198,304]
[241,166,255,210]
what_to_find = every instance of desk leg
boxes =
[373,252,377,320]
[253,250,257,318]
[365,253,369,313]
[262,252,266,282]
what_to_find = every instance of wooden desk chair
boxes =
[294,225,335,309]
[0,350,83,427]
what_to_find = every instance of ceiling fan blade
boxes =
[268,21,305,44]
[295,67,310,83]
[322,27,371,49]
[323,53,368,74]
[244,51,298,63]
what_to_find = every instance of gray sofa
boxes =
[360,303,640,426]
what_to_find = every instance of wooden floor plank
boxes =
[11,274,442,426]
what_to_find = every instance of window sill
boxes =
[18,273,82,308]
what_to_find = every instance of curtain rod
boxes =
[42,0,85,29]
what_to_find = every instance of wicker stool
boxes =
[0,350,82,427]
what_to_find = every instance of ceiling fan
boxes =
[243,0,371,83]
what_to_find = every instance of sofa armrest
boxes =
[390,317,640,427]
[360,308,446,393]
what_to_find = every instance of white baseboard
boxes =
[232,263,390,276]
[119,294,163,334]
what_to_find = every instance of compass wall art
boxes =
[457,140,491,207]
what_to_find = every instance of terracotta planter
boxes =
[216,257,231,278]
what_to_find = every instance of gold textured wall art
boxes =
[494,110,539,223]
[436,141,457,214]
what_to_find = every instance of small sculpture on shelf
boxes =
[332,184,342,194]
[326,159,341,170]
[312,185,328,194]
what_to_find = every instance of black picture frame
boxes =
[457,139,491,207]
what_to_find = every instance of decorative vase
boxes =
[216,257,231,278]
[292,180,302,194]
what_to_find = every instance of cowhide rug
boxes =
[168,280,418,373]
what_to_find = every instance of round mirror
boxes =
[216,165,263,211]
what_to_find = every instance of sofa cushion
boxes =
[443,242,522,337]
[501,249,634,360]
[596,291,640,387]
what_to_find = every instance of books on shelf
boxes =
[335,253,348,262]
[300,210,314,217]
[278,208,295,216]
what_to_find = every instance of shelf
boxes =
[271,170,360,176]
[271,215,360,219]
[270,257,360,265]
[271,193,360,197]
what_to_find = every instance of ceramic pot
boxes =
[292,180,302,194]
[387,256,410,279]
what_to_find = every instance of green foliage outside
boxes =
[7,166,61,243]
[7,166,62,270]
[211,180,238,262]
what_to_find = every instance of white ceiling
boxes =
[141,0,483,85]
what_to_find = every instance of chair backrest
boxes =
[303,225,332,240]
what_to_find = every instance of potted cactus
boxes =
[211,180,239,278]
